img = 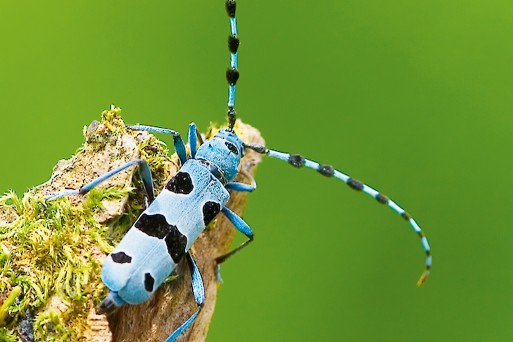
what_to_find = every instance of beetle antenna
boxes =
[244,143,431,286]
[226,0,239,131]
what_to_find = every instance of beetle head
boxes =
[195,128,244,182]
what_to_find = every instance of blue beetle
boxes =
[46,0,432,340]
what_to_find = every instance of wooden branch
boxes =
[0,107,264,342]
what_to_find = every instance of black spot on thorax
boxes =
[225,141,239,154]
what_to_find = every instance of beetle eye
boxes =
[225,141,239,155]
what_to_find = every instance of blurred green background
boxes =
[1,0,512,341]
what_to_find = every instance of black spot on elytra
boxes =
[225,141,239,155]
[203,201,221,225]
[135,214,173,239]
[144,273,155,292]
[111,252,132,264]
[166,171,194,194]
[165,227,188,263]
[135,213,187,263]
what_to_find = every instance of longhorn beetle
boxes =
[45,0,432,341]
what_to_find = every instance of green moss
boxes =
[0,106,232,341]
[0,178,105,340]
[0,327,16,342]
[0,107,177,341]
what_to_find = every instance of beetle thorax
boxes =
[195,129,244,183]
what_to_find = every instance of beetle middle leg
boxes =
[165,252,205,342]
[214,207,254,283]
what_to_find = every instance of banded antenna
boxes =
[225,0,240,131]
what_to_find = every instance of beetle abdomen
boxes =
[101,159,230,304]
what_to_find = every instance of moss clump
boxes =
[0,107,176,341]
[0,106,264,341]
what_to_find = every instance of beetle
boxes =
[46,0,432,341]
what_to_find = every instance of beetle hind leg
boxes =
[214,207,254,283]
[164,252,205,342]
